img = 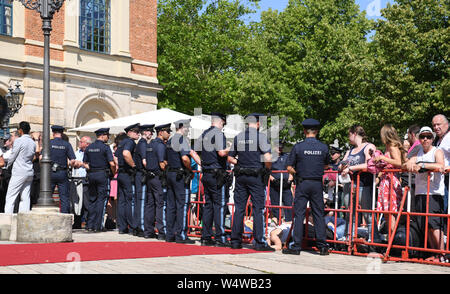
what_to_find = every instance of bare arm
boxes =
[123,150,135,168]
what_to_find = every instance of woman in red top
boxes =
[374,124,406,232]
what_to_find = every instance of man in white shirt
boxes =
[72,136,92,229]
[432,114,449,213]
[4,122,36,213]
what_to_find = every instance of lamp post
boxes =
[17,0,65,207]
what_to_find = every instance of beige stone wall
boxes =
[0,0,162,147]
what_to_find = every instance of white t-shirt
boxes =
[438,132,450,167]
[415,146,444,196]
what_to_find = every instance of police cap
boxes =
[301,118,321,130]
[174,119,191,129]
[124,123,140,133]
[211,112,227,124]
[139,124,155,132]
[51,125,65,133]
[95,128,110,136]
[244,113,265,122]
[155,123,172,133]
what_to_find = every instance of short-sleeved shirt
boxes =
[166,133,191,169]
[287,137,331,179]
[271,152,289,180]
[196,126,227,170]
[134,138,147,170]
[228,127,271,169]
[437,132,450,167]
[83,140,114,169]
[50,137,76,168]
[145,137,167,172]
[115,137,136,168]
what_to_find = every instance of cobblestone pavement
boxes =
[0,229,449,275]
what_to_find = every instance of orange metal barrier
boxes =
[185,168,450,266]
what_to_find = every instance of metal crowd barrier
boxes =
[187,167,450,267]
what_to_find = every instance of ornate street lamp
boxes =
[16,0,65,207]
[2,82,25,133]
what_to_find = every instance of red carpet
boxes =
[0,242,256,266]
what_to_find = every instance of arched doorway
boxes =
[72,97,119,147]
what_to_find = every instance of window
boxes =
[0,0,12,36]
[79,0,110,53]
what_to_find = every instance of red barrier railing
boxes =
[186,168,450,266]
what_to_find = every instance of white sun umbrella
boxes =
[69,108,240,138]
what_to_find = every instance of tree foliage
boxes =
[157,0,449,146]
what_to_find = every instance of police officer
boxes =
[282,118,331,255]
[133,124,154,237]
[269,142,294,222]
[50,125,76,214]
[144,123,170,239]
[227,113,274,251]
[115,123,140,235]
[83,128,116,232]
[197,112,230,247]
[166,119,201,243]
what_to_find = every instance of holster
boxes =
[260,168,271,185]
[182,168,194,185]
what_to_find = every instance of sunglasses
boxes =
[419,134,433,140]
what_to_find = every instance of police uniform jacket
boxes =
[145,137,166,174]
[166,133,191,169]
[196,126,227,170]
[271,152,289,181]
[115,137,136,169]
[50,137,76,168]
[229,127,271,169]
[287,137,331,180]
[83,139,114,170]
[134,138,147,170]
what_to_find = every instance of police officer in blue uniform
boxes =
[133,124,154,237]
[83,128,116,232]
[115,123,140,235]
[166,119,201,243]
[269,142,294,222]
[50,125,76,214]
[227,113,275,251]
[197,112,230,247]
[144,123,171,239]
[283,118,331,255]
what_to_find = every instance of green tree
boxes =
[157,0,258,115]
[236,0,374,142]
[334,0,449,144]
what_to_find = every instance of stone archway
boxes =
[71,96,119,147]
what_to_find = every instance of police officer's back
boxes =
[227,113,274,251]
[50,125,76,214]
[83,128,115,232]
[165,119,201,243]
[196,112,230,246]
[283,119,331,255]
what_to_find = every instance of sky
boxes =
[246,0,392,22]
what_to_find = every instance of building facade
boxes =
[0,0,161,145]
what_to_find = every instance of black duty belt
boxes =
[88,168,108,173]
[167,167,184,172]
[203,168,225,174]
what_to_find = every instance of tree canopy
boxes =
[157,0,449,146]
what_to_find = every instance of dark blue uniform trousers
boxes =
[51,170,70,213]
[87,171,109,230]
[201,173,227,243]
[145,176,166,236]
[269,185,293,222]
[231,174,267,248]
[291,180,327,250]
[166,171,190,241]
[134,171,146,232]
[117,172,136,232]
